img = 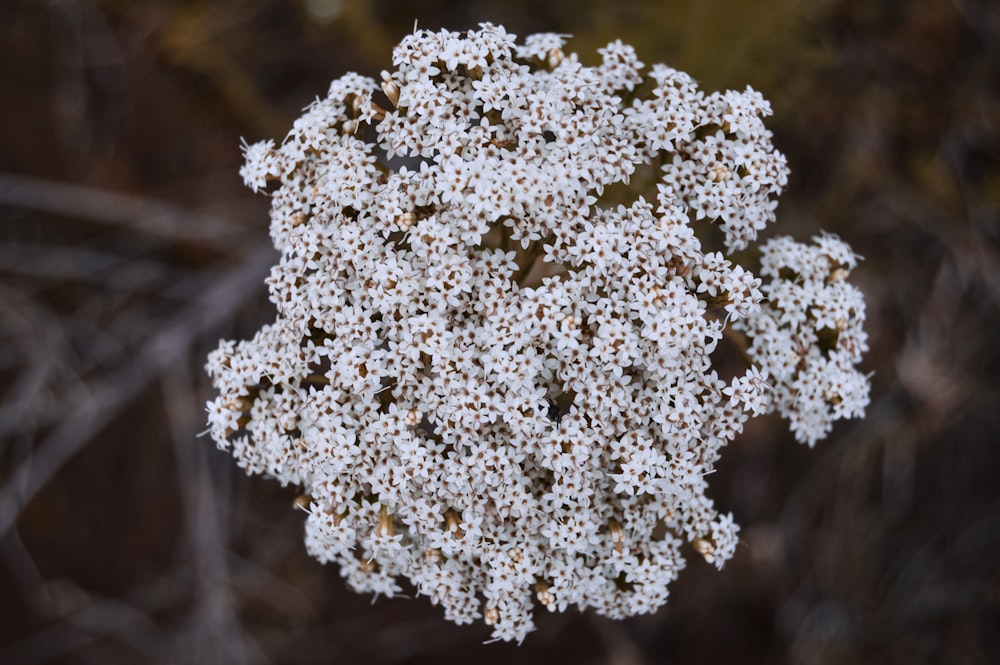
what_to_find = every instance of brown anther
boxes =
[397,211,415,231]
[222,397,243,411]
[608,518,625,553]
[483,606,500,625]
[692,537,716,564]
[444,508,465,538]
[535,581,556,610]
[380,70,400,106]
[377,504,394,537]
[546,48,564,69]
[403,408,421,427]
[710,164,730,182]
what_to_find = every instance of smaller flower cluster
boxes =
[736,234,870,445]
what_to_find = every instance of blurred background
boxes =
[1,0,998,663]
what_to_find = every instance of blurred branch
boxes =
[0,283,81,462]
[0,173,250,249]
[879,175,1000,308]
[0,574,180,665]
[0,243,274,538]
[0,242,246,307]
[162,363,265,664]
[0,243,194,303]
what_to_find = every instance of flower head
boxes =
[206,24,868,643]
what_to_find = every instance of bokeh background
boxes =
[1,0,998,663]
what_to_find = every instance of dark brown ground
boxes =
[1,1,998,663]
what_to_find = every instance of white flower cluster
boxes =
[206,24,868,642]
[735,234,870,446]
